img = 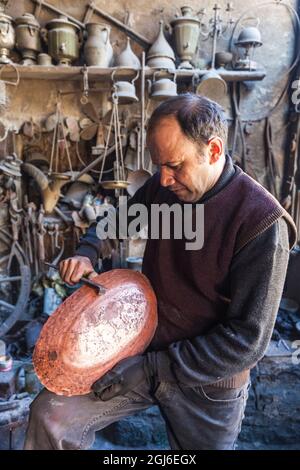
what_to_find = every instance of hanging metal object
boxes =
[48,99,74,178]
[126,125,151,196]
[111,69,139,105]
[127,51,151,196]
[234,26,262,71]
[146,20,176,70]
[195,69,227,103]
[15,13,41,65]
[150,71,177,101]
[170,6,200,69]
[98,88,129,190]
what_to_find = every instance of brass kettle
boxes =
[42,15,81,66]
[15,13,41,65]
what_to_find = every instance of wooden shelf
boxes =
[0,64,266,83]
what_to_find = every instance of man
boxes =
[24,94,296,450]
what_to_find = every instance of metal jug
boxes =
[84,22,113,67]
[15,13,41,65]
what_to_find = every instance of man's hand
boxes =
[92,356,146,401]
[59,255,97,286]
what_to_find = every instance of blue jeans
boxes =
[24,378,250,450]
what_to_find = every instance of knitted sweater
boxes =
[76,156,296,388]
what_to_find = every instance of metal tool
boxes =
[44,262,106,295]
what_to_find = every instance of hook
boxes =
[80,65,89,104]
[0,64,20,87]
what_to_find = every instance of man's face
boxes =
[147,116,221,203]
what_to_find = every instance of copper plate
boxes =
[33,269,157,396]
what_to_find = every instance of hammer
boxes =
[44,262,106,295]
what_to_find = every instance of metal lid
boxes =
[171,6,200,26]
[46,15,80,31]
[235,27,262,48]
[0,12,13,23]
[15,13,40,28]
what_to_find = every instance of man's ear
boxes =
[208,137,224,164]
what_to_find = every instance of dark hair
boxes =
[147,93,228,148]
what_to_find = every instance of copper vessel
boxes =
[33,269,158,396]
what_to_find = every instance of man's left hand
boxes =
[92,355,146,401]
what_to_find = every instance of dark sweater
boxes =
[76,156,296,388]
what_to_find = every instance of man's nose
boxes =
[160,167,175,187]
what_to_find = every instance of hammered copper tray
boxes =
[33,269,157,396]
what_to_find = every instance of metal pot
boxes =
[37,52,52,66]
[150,73,177,101]
[214,51,233,69]
[0,13,15,64]
[43,15,80,66]
[170,6,200,69]
[111,68,139,104]
[15,13,41,65]
[113,80,138,104]
[84,22,113,67]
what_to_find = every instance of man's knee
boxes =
[25,389,81,449]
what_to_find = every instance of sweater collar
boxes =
[198,154,236,204]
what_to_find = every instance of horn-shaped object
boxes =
[22,163,93,214]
